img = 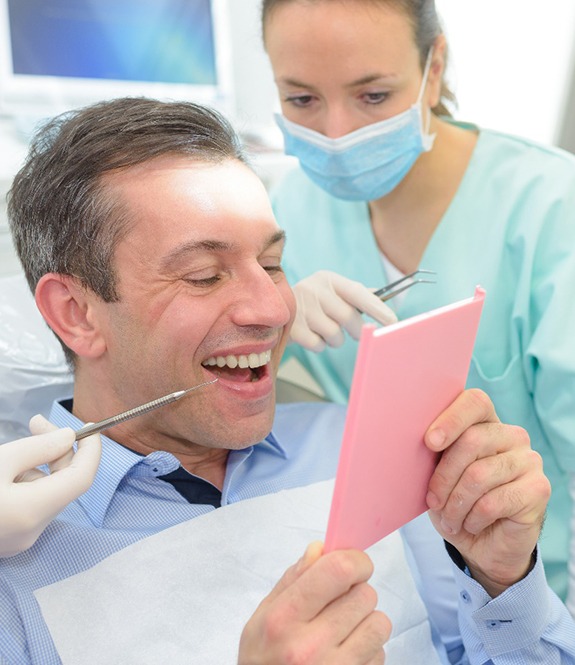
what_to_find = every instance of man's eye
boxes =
[184,276,221,287]
[264,265,283,274]
[262,264,284,281]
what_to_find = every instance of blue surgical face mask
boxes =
[275,51,436,201]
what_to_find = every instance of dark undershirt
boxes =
[157,467,222,507]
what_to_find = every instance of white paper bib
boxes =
[36,480,441,664]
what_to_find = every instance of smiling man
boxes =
[3,97,575,665]
[42,155,293,487]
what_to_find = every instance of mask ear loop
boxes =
[417,48,436,144]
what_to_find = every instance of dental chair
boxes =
[0,273,73,443]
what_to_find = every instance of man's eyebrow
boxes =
[266,229,287,249]
[160,239,233,270]
[160,230,286,270]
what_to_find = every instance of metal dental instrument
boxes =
[374,269,436,302]
[74,378,218,441]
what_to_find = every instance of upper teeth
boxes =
[202,350,272,369]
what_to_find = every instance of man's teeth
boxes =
[202,350,272,369]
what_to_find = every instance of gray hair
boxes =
[8,96,246,364]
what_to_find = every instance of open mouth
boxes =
[201,350,271,383]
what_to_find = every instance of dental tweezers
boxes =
[374,269,436,302]
[74,378,218,441]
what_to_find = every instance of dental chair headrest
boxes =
[0,273,73,443]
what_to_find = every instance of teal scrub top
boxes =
[271,126,575,600]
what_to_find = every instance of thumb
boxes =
[263,541,324,603]
[296,541,324,573]
[330,275,397,326]
[361,292,398,326]
[29,414,59,435]
[29,414,76,471]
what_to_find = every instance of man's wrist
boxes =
[444,541,538,597]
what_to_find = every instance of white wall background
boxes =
[435,0,575,145]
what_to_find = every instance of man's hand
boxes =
[424,389,550,596]
[238,542,391,664]
[0,415,101,557]
[290,271,397,352]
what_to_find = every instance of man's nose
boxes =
[231,269,293,329]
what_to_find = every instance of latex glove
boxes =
[0,415,101,557]
[289,271,398,352]
[238,542,390,664]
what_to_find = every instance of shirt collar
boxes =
[49,400,151,526]
[49,398,288,525]
[261,428,287,458]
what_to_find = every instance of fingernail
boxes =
[304,541,324,564]
[427,428,446,449]
[296,541,323,572]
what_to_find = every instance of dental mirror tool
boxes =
[74,378,218,441]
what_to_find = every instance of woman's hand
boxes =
[290,271,397,352]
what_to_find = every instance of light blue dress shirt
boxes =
[0,399,574,664]
[271,124,575,600]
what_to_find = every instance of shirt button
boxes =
[486,620,501,629]
[460,590,471,603]
[153,468,159,473]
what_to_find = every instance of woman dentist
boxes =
[261,0,575,605]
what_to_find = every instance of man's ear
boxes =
[35,273,107,359]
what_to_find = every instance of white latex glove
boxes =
[0,415,101,557]
[289,270,398,352]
